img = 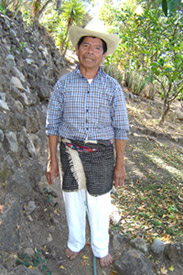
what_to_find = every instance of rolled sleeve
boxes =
[112,84,129,140]
[45,81,64,136]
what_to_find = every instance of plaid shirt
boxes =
[46,66,129,141]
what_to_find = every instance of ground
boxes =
[31,90,182,275]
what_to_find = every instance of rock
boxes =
[24,247,35,258]
[19,91,36,106]
[25,107,40,133]
[25,47,33,55]
[28,133,42,154]
[24,201,36,215]
[0,99,10,111]
[130,237,148,254]
[4,131,18,153]
[0,264,7,275]
[165,243,183,263]
[47,233,53,242]
[0,128,4,142]
[11,66,26,83]
[25,58,35,64]
[5,54,16,66]
[151,239,165,255]
[11,76,25,90]
[114,249,156,275]
[14,100,24,113]
[0,194,21,252]
[26,136,36,157]
[111,231,129,254]
[0,92,6,101]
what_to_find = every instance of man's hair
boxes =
[77,36,107,54]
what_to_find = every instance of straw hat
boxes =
[69,18,119,55]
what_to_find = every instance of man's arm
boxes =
[114,139,126,187]
[46,135,59,185]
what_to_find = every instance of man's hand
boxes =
[46,158,59,185]
[114,164,126,188]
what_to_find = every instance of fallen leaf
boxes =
[160,267,168,274]
[28,266,35,269]
[82,255,89,260]
[169,265,174,272]
[59,265,65,269]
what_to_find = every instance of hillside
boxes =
[0,10,183,275]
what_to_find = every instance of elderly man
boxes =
[46,19,129,267]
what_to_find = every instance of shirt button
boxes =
[87,91,90,94]
[86,109,89,112]
[86,128,88,130]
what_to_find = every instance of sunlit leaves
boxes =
[111,137,183,244]
[162,0,181,16]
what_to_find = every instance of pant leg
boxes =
[63,189,86,252]
[87,191,111,258]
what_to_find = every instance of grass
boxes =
[111,98,183,244]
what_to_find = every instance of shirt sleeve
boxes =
[112,83,129,140]
[45,79,64,136]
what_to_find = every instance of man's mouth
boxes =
[84,57,94,61]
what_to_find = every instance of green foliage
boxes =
[17,249,52,274]
[104,64,123,84]
[40,0,86,56]
[100,5,183,122]
[124,70,146,95]
[62,0,85,24]
[0,3,6,14]
[162,0,182,16]
[22,9,32,25]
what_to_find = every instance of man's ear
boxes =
[102,52,107,63]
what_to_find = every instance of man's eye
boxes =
[96,47,102,51]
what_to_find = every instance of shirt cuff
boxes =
[45,129,59,136]
[114,128,129,140]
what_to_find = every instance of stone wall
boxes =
[0,10,65,274]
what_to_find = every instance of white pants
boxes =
[63,189,111,258]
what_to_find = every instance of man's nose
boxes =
[88,46,94,54]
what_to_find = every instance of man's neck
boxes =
[79,65,99,79]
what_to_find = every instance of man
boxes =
[46,19,129,267]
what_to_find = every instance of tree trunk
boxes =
[32,0,41,22]
[60,17,73,57]
[159,99,170,124]
[56,0,62,13]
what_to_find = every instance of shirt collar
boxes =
[75,65,105,80]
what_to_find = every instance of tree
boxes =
[162,0,183,16]
[59,0,86,57]
[32,0,53,22]
[100,5,183,122]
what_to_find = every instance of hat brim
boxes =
[69,25,119,55]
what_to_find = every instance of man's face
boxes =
[76,36,107,71]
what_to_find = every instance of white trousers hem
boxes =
[63,189,111,257]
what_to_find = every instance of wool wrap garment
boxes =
[60,139,114,196]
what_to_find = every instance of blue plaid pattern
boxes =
[46,66,129,140]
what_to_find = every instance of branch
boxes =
[38,0,52,18]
